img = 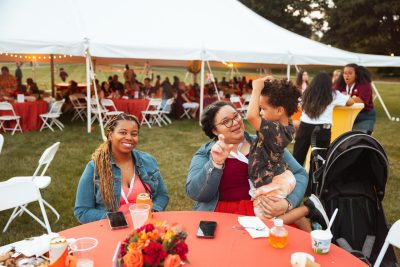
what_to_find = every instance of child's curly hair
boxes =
[261,79,301,117]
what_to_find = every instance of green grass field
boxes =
[0,64,399,254]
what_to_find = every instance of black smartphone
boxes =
[196,221,217,238]
[107,211,128,230]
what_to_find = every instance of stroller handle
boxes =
[311,126,321,149]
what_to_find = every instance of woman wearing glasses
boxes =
[186,101,308,218]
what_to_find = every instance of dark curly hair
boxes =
[201,101,236,139]
[261,79,301,117]
[334,63,371,89]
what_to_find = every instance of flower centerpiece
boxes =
[119,220,189,267]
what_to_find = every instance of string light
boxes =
[390,53,394,57]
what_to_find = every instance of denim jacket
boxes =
[74,150,169,224]
[185,132,308,211]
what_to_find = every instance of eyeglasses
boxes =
[216,112,242,128]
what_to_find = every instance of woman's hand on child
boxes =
[256,195,288,218]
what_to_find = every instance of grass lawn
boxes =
[0,65,399,255]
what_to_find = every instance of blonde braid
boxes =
[92,140,116,211]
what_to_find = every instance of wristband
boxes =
[211,157,224,168]
[284,198,292,214]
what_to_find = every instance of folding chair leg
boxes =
[163,115,172,124]
[42,199,60,221]
[3,207,20,233]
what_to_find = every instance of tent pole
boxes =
[206,61,220,101]
[286,64,291,80]
[85,49,91,133]
[371,82,393,120]
[199,59,205,125]
[50,54,55,98]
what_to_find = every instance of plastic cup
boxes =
[310,230,332,254]
[129,204,150,229]
[70,237,98,267]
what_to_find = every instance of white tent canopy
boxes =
[1,0,400,67]
[1,0,399,132]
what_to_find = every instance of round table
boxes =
[0,100,48,132]
[60,211,367,267]
[112,99,149,121]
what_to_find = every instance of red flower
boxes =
[174,242,189,261]
[143,242,167,266]
[137,223,155,233]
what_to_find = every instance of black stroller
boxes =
[309,130,398,267]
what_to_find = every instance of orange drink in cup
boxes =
[136,193,152,218]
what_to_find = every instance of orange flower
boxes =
[164,254,181,267]
[123,249,143,267]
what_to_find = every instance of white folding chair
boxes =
[0,134,3,155]
[87,98,107,125]
[158,98,174,125]
[0,102,22,135]
[8,142,61,223]
[40,99,65,132]
[230,96,247,118]
[373,219,400,267]
[69,94,87,121]
[141,98,162,128]
[0,179,52,233]
[101,99,123,126]
[180,102,199,119]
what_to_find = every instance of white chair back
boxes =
[0,102,17,116]
[161,98,174,113]
[373,219,400,267]
[49,99,65,114]
[0,179,51,233]
[230,96,244,108]
[0,134,3,155]
[101,99,118,111]
[145,98,162,111]
[0,180,41,211]
[32,142,60,178]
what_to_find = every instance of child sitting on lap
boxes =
[247,76,328,232]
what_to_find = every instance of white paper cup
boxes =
[70,237,98,267]
[129,204,150,229]
[291,252,315,267]
[311,230,332,254]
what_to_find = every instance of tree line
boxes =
[240,0,400,56]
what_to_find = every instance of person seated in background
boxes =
[59,68,69,82]
[26,78,40,96]
[0,66,17,97]
[74,113,169,224]
[14,80,27,95]
[175,81,199,118]
[110,75,124,97]
[140,78,155,98]
[219,77,229,87]
[100,81,113,99]
[296,69,309,93]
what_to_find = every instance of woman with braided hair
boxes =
[74,113,169,223]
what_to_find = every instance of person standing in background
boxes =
[15,63,23,84]
[59,68,69,82]
[295,69,309,93]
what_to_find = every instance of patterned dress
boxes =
[248,118,295,188]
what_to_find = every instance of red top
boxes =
[118,176,147,213]
[218,156,251,201]
[336,82,374,111]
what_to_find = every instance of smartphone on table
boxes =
[196,221,217,239]
[107,211,128,230]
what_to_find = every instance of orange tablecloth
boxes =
[112,99,149,121]
[0,100,48,132]
[60,211,367,267]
